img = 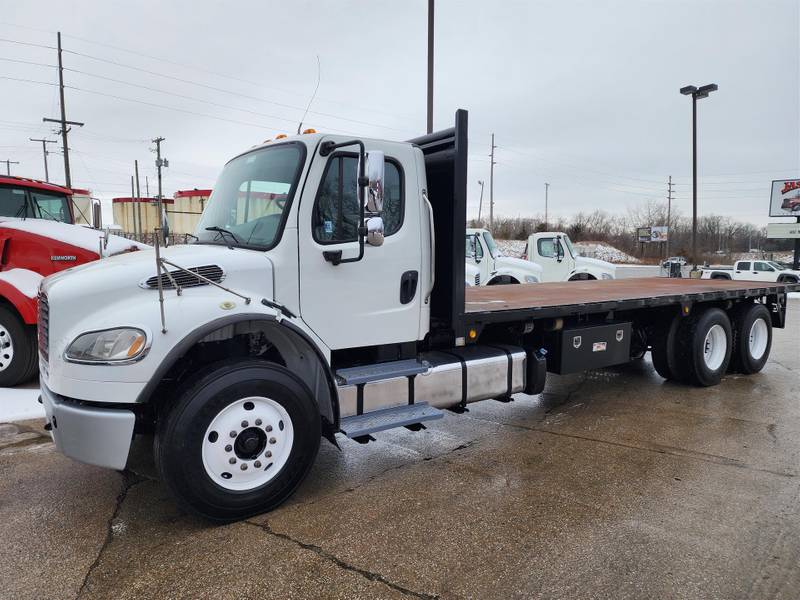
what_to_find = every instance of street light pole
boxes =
[544,182,550,229]
[680,83,718,270]
[477,180,485,223]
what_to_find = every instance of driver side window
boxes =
[313,154,402,243]
[538,238,556,258]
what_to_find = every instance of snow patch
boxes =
[0,218,148,256]
[494,239,640,264]
[0,269,43,298]
[0,383,44,422]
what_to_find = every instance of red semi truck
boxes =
[0,176,144,386]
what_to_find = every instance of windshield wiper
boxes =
[205,226,240,248]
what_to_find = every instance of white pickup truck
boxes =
[465,227,542,285]
[701,260,800,284]
[523,232,616,281]
[37,110,796,521]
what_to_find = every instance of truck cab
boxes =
[0,176,141,386]
[524,232,616,281]
[465,227,542,285]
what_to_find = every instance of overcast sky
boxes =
[1,0,798,226]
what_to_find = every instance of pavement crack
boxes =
[244,520,438,599]
[75,472,146,600]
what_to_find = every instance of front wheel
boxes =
[0,305,38,387]
[675,307,733,387]
[155,360,321,521]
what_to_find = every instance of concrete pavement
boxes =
[1,302,799,599]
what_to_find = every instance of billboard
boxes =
[650,226,668,242]
[636,226,668,242]
[769,179,800,217]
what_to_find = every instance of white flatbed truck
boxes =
[38,111,798,520]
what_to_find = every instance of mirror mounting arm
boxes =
[318,139,367,265]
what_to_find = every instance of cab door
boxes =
[536,235,572,281]
[753,261,776,281]
[297,141,423,350]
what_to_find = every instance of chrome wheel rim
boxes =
[703,324,727,371]
[0,324,14,372]
[202,396,294,491]
[748,318,768,360]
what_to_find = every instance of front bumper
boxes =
[40,384,135,471]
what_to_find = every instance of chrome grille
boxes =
[144,265,224,290]
[37,292,49,362]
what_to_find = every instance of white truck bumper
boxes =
[40,383,136,471]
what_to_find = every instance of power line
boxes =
[62,49,412,134]
[0,37,55,50]
[0,56,56,68]
[1,159,19,175]
[0,75,58,86]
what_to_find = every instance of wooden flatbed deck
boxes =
[465,277,797,322]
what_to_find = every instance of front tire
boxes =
[0,305,38,387]
[729,303,772,374]
[155,359,321,521]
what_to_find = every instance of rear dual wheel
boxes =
[729,303,772,374]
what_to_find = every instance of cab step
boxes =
[339,402,444,439]
[335,359,428,385]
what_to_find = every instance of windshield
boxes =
[482,231,500,257]
[768,261,785,270]
[0,186,72,222]
[562,234,576,258]
[195,143,306,249]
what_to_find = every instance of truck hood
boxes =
[0,217,147,257]
[575,255,616,273]
[42,243,274,308]
[496,255,544,275]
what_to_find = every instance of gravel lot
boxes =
[1,301,798,600]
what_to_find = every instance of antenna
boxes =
[297,55,321,134]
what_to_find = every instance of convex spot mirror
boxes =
[366,216,384,247]
[364,150,385,214]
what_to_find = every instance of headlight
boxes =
[65,328,148,363]
[524,275,540,283]
[601,272,614,280]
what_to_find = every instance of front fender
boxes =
[0,275,41,324]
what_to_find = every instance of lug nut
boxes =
[225,445,232,452]
[240,463,248,471]
[269,437,277,444]
[230,431,237,438]
[265,425,273,432]
[229,457,236,464]
[254,461,262,468]
[255,419,262,426]
[241,420,249,428]
[265,451,272,458]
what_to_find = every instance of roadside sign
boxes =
[769,179,800,217]
[766,222,800,239]
[636,227,651,242]
[650,226,668,242]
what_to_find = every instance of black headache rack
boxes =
[408,109,469,346]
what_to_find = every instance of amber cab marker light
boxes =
[302,128,317,134]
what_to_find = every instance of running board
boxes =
[339,403,444,439]
[335,359,428,385]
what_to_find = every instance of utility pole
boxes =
[426,0,434,134]
[666,175,673,257]
[130,175,138,237]
[43,32,83,188]
[135,160,143,241]
[477,180,485,223]
[145,175,149,198]
[29,138,57,182]
[2,159,19,176]
[489,134,496,230]
[152,137,168,245]
[544,183,550,230]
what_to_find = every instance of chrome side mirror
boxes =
[91,199,102,229]
[365,150,385,214]
[366,216,384,246]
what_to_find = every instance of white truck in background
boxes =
[465,228,542,285]
[701,260,800,283]
[524,232,616,282]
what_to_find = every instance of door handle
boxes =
[400,270,418,305]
